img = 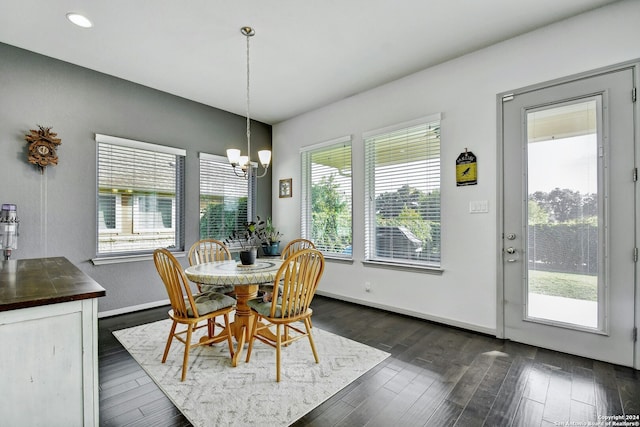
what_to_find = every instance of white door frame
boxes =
[496,60,640,369]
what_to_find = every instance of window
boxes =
[364,115,441,267]
[198,153,249,241]
[96,134,185,256]
[133,194,175,233]
[98,193,120,231]
[301,136,352,257]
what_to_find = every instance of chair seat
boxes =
[200,284,235,295]
[187,291,236,317]
[248,297,307,318]
[258,283,283,294]
[248,297,279,317]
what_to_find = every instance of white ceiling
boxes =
[0,0,621,124]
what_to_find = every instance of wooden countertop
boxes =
[0,257,106,312]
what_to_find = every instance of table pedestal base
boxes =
[204,283,278,366]
[184,258,285,366]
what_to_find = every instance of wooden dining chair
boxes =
[245,248,325,382]
[188,239,235,295]
[281,238,316,260]
[273,238,318,325]
[153,248,236,381]
[259,238,317,299]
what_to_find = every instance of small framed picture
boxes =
[279,178,292,198]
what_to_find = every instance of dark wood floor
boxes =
[99,296,640,426]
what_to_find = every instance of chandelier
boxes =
[227,26,271,179]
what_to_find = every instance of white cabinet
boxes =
[0,257,105,426]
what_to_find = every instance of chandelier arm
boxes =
[231,165,248,178]
[254,165,270,179]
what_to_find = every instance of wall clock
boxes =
[25,126,62,173]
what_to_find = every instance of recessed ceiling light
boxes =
[66,13,93,28]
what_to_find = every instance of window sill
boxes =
[362,260,443,275]
[323,255,354,264]
[91,251,185,265]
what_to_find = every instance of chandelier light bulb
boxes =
[238,155,249,168]
[258,150,272,167]
[226,149,241,165]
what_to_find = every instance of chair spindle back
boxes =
[269,249,324,320]
[154,248,199,319]
[281,238,316,260]
[188,239,232,266]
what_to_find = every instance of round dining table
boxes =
[184,259,283,366]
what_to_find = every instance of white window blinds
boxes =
[198,153,248,241]
[364,115,441,267]
[96,134,185,255]
[301,136,352,257]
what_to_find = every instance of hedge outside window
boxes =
[96,134,185,256]
[198,153,249,242]
[301,136,352,258]
[364,115,441,267]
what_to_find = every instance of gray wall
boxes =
[0,42,272,314]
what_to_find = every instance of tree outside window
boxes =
[198,153,249,243]
[364,116,441,267]
[301,137,352,257]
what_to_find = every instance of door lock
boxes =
[506,233,516,240]
[505,246,518,263]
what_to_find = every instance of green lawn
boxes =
[528,269,597,301]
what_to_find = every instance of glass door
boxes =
[500,66,637,366]
[526,99,602,330]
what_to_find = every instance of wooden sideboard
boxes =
[0,257,106,426]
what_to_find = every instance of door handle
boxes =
[505,246,518,263]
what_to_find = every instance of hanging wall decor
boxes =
[279,178,292,198]
[25,125,61,174]
[456,148,477,186]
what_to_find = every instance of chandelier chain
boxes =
[246,30,251,161]
[227,26,268,180]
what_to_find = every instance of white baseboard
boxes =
[315,290,497,336]
[99,292,496,337]
[98,299,170,318]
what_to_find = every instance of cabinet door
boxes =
[0,299,99,426]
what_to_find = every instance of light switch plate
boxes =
[469,200,489,213]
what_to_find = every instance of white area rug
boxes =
[113,319,390,426]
